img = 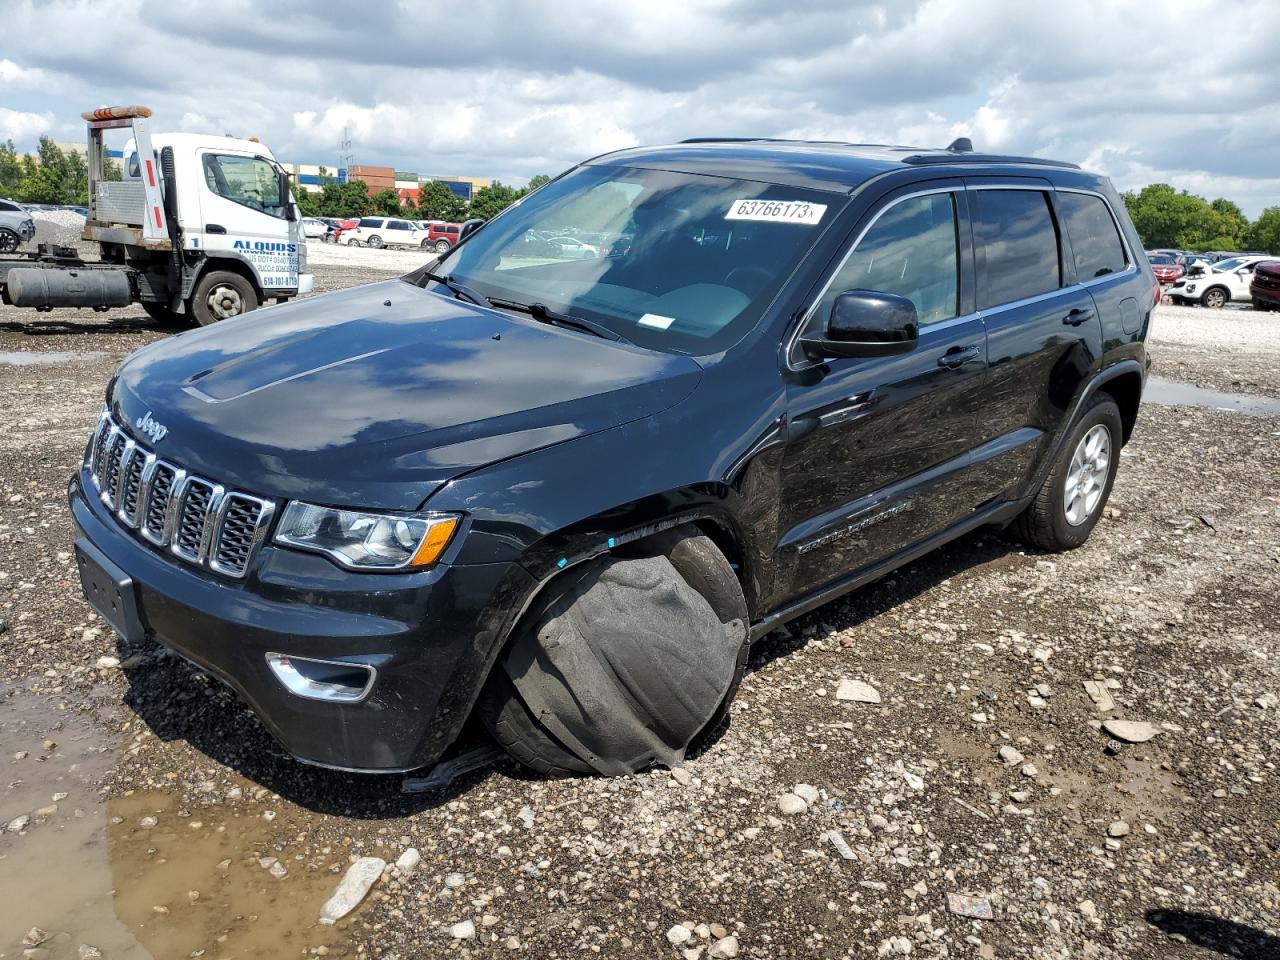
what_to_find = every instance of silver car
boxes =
[0,198,36,253]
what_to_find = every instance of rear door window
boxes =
[388,220,412,231]
[1058,192,1127,280]
[358,218,383,228]
[972,189,1062,309]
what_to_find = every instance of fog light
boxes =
[266,653,375,703]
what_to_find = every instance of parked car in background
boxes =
[301,217,328,239]
[341,217,422,248]
[1167,255,1271,307]
[1248,260,1280,311]
[0,198,36,253]
[423,222,462,253]
[1147,253,1184,285]
[322,218,356,243]
[547,235,599,259]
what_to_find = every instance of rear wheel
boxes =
[367,235,383,249]
[0,228,19,253]
[1010,392,1122,551]
[434,239,451,254]
[1201,287,1228,309]
[478,527,749,776]
[188,270,259,326]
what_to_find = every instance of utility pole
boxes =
[338,125,354,178]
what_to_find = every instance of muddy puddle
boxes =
[1,689,355,959]
[1144,375,1280,416]
[0,351,108,367]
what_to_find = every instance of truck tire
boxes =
[478,528,749,776]
[0,228,18,253]
[189,271,259,326]
[1010,392,1122,551]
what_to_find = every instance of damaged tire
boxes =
[478,528,749,776]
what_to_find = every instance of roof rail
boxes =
[902,153,1081,169]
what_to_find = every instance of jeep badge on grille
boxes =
[135,411,169,444]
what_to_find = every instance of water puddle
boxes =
[0,689,355,959]
[0,351,106,366]
[1145,376,1280,417]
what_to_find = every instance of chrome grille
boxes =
[85,408,275,578]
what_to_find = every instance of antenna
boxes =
[946,137,974,153]
[338,124,354,173]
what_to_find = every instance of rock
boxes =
[94,655,120,670]
[1102,719,1157,743]
[1083,680,1115,712]
[269,861,288,878]
[1256,693,1277,710]
[1027,694,1048,710]
[77,946,102,960]
[1078,900,1098,919]
[449,919,476,940]
[671,767,693,786]
[792,783,819,804]
[709,924,728,940]
[998,745,1025,766]
[902,771,924,790]
[709,935,740,958]
[836,678,881,703]
[7,814,30,833]
[517,806,535,828]
[481,914,499,927]
[395,848,421,875]
[445,871,466,889]
[505,936,521,950]
[1108,820,1130,838]
[1021,763,1039,778]
[777,793,808,815]
[318,856,386,924]
[667,924,693,945]
[139,816,157,829]
[23,928,49,947]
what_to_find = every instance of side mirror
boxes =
[279,170,297,221]
[799,290,919,360]
[459,218,484,242]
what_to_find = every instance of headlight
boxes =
[274,503,460,570]
[1186,283,1196,293]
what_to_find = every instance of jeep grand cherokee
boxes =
[70,139,1155,775]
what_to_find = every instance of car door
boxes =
[386,219,414,246]
[196,150,299,290]
[963,180,1102,502]
[778,184,989,599]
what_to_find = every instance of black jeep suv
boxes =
[70,139,1155,775]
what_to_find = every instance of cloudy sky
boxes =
[3,0,1278,215]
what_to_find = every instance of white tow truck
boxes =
[0,105,313,325]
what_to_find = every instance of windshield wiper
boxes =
[490,298,631,344]
[423,271,491,308]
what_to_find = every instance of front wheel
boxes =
[188,270,259,326]
[1201,287,1228,309]
[477,528,749,776]
[0,228,19,253]
[1010,392,1122,551]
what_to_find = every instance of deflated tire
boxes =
[479,530,748,776]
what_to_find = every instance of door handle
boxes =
[205,224,226,234]
[1063,307,1094,326]
[937,344,980,369]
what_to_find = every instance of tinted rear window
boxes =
[358,218,383,228]
[973,190,1062,309]
[1058,193,1127,280]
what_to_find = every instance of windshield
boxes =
[416,165,843,354]
[1211,257,1245,272]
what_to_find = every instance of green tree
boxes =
[1246,207,1280,255]
[416,180,468,222]
[0,140,22,198]
[1120,183,1249,251]
[469,181,524,221]
[295,183,321,217]
[526,174,551,191]
[314,179,372,218]
[371,187,403,216]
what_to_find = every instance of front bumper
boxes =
[1250,279,1280,307]
[69,468,531,772]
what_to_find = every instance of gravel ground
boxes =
[1,262,1277,960]
[1149,303,1280,398]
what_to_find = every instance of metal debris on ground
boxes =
[827,829,856,860]
[946,892,996,920]
[401,745,503,793]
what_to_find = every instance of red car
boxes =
[1147,252,1185,285]
[1250,260,1280,311]
[327,218,359,244]
[423,222,462,254]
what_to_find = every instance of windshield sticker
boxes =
[725,199,827,225]
[638,313,676,330]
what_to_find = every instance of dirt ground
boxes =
[1,248,1277,960]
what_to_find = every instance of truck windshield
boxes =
[418,165,843,354]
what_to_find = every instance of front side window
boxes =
[1058,193,1127,280]
[973,189,1061,309]
[424,164,842,355]
[818,192,959,327]
[202,154,286,218]
[388,220,411,231]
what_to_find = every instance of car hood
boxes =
[111,280,703,510]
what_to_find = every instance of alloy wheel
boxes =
[1063,424,1111,526]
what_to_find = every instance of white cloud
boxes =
[2,0,1278,213]
[0,107,54,142]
